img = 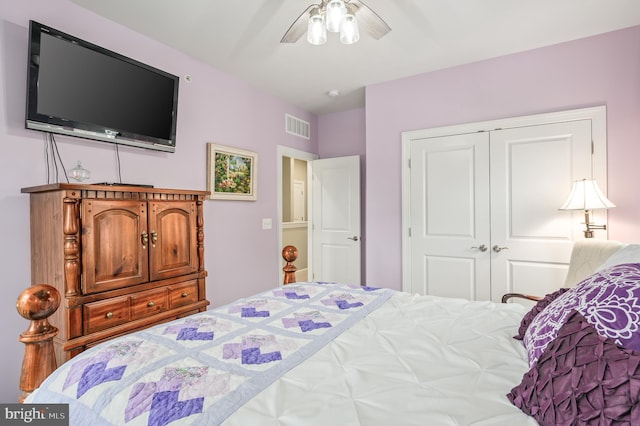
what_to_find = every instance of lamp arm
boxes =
[583,210,607,238]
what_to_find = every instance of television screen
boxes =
[26,20,179,153]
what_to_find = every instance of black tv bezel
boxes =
[25,20,179,153]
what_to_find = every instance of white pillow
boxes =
[563,239,627,286]
[596,244,640,271]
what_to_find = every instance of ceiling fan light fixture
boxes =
[325,0,347,33]
[282,0,390,46]
[307,8,327,45]
[340,11,359,44]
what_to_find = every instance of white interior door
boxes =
[489,120,593,300]
[310,155,361,284]
[409,132,491,299]
[402,107,607,302]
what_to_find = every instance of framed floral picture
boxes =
[207,143,258,200]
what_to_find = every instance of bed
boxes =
[17,240,640,425]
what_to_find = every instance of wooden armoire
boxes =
[21,183,210,363]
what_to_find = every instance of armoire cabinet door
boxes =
[82,199,150,294]
[147,200,198,281]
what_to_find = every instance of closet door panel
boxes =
[489,120,593,300]
[409,132,491,300]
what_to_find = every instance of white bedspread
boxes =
[28,284,537,425]
[224,291,537,425]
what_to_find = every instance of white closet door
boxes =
[489,120,593,301]
[407,119,595,301]
[409,132,491,300]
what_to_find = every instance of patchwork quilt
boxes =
[27,282,393,426]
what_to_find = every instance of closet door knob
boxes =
[493,245,509,253]
[347,236,359,241]
[471,244,488,252]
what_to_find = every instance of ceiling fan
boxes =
[281,0,391,45]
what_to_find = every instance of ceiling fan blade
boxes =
[350,0,391,40]
[281,5,315,43]
[393,0,433,37]
[235,0,287,52]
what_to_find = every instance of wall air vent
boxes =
[285,114,310,140]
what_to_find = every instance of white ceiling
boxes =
[69,0,640,115]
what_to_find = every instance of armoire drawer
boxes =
[84,296,131,334]
[131,287,169,320]
[168,281,198,309]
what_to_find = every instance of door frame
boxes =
[277,145,318,285]
[400,106,607,293]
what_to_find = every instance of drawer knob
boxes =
[147,301,155,307]
[181,292,189,298]
[106,312,113,319]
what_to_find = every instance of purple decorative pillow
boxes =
[508,310,640,425]
[514,288,570,340]
[524,263,640,366]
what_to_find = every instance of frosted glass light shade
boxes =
[559,179,615,211]
[325,0,346,32]
[340,13,359,44]
[307,12,327,45]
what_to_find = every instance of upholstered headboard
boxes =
[563,239,628,287]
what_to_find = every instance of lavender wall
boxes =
[0,0,317,402]
[364,25,640,289]
[318,108,366,158]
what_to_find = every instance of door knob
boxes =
[347,236,359,241]
[471,244,488,252]
[493,245,509,253]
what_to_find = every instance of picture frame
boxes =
[207,143,258,201]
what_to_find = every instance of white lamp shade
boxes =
[559,179,615,211]
[307,11,327,45]
[340,13,359,44]
[325,0,347,32]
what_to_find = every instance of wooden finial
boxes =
[282,245,298,285]
[16,284,61,403]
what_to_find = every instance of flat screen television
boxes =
[26,20,179,153]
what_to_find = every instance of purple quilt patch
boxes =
[322,293,364,310]
[63,341,142,397]
[241,307,270,317]
[335,300,364,309]
[272,286,313,299]
[125,367,210,424]
[223,335,283,365]
[176,328,214,341]
[164,318,218,341]
[77,362,126,398]
[297,319,331,332]
[283,291,310,300]
[228,299,271,317]
[282,310,333,332]
[524,263,640,366]
[148,391,204,426]
[241,347,283,364]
